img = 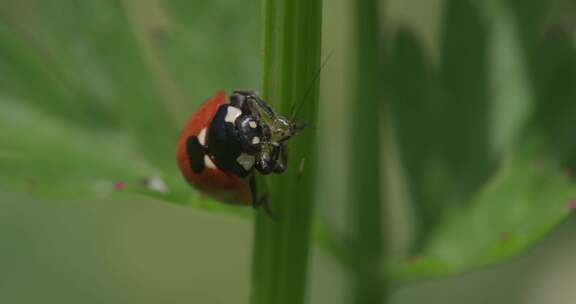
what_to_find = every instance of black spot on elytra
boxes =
[187,136,205,173]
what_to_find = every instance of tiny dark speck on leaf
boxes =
[499,233,509,244]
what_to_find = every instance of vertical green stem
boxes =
[250,0,322,303]
[349,0,386,303]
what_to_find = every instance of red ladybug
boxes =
[177,90,301,213]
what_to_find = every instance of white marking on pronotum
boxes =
[204,155,217,169]
[225,106,242,123]
[237,153,255,171]
[252,136,260,145]
[198,128,207,146]
[249,121,257,128]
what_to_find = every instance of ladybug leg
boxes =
[252,95,275,117]
[257,195,278,221]
[230,91,253,113]
[249,174,278,220]
[233,89,259,99]
[272,143,288,174]
[257,144,287,174]
[231,90,274,118]
[256,149,273,175]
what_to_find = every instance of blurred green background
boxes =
[1,0,576,303]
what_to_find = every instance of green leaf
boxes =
[155,0,261,102]
[0,0,258,218]
[381,0,575,284]
[0,97,253,216]
[532,31,576,170]
[385,143,576,283]
[390,0,498,247]
[480,0,534,154]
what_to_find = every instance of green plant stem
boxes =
[250,0,322,303]
[349,0,386,303]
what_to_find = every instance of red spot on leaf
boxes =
[565,169,572,179]
[114,181,125,190]
[568,201,576,211]
[499,233,509,243]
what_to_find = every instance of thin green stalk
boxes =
[250,0,322,303]
[349,0,386,303]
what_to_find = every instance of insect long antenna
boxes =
[290,50,334,121]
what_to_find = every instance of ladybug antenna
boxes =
[290,50,334,121]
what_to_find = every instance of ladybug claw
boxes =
[273,163,286,174]
[255,196,278,221]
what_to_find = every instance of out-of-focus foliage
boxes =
[382,0,576,282]
[0,0,259,216]
[1,0,575,293]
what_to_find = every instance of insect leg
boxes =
[255,147,273,175]
[249,174,277,220]
[272,143,288,173]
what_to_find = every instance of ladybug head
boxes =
[241,93,304,145]
[267,114,304,143]
[228,90,307,175]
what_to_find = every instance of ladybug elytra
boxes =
[176,90,302,214]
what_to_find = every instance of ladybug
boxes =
[176,90,302,214]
